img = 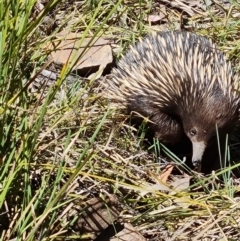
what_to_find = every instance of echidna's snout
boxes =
[191,141,206,169]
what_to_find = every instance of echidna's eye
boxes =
[190,128,197,136]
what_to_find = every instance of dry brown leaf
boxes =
[159,164,174,183]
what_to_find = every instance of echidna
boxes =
[107,30,240,170]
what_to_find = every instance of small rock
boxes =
[73,195,121,236]
[45,31,113,77]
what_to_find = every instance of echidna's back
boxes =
[124,31,214,69]
[109,31,236,111]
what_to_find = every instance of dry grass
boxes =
[1,0,240,240]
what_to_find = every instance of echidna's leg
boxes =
[127,96,183,144]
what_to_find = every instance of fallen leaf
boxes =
[159,164,174,183]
